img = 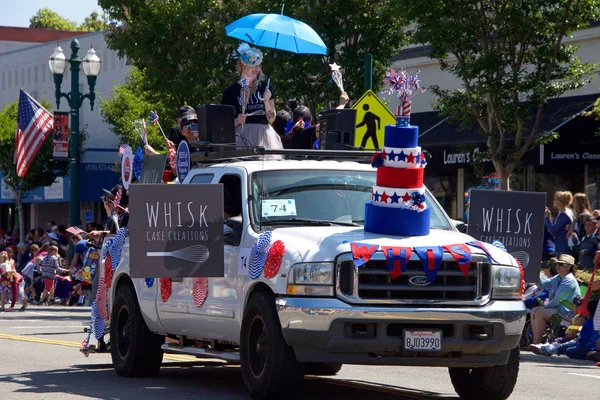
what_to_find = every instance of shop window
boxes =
[530,166,584,208]
[425,173,457,219]
[586,166,600,210]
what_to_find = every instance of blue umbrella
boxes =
[225,11,327,55]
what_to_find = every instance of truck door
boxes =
[185,173,243,342]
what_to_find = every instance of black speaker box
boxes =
[317,108,357,150]
[195,104,236,143]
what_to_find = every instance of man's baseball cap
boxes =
[178,106,195,118]
[180,113,198,129]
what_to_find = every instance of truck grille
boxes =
[336,252,491,305]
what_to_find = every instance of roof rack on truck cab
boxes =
[188,141,372,165]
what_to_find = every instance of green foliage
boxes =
[29,8,108,31]
[30,7,78,30]
[403,0,600,189]
[97,0,407,117]
[0,98,70,195]
[80,11,110,32]
[99,68,169,151]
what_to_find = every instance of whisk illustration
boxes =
[147,245,210,264]
[510,251,530,268]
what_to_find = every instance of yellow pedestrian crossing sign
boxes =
[352,90,396,150]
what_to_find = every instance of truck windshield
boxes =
[250,169,453,230]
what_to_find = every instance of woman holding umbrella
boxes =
[221,43,283,151]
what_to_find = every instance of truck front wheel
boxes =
[240,292,304,399]
[448,346,519,400]
[111,284,164,377]
[304,362,343,376]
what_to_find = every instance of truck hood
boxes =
[271,226,516,266]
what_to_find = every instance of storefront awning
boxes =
[414,94,599,170]
[0,162,120,203]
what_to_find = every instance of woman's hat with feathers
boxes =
[233,42,263,66]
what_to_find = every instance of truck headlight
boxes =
[491,266,522,300]
[287,262,334,296]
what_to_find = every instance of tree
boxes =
[100,67,169,151]
[0,99,71,243]
[97,0,407,116]
[80,11,110,32]
[30,7,78,30]
[248,0,409,114]
[404,0,600,190]
[30,8,108,32]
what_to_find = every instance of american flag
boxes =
[149,111,159,125]
[118,144,126,156]
[66,226,85,235]
[15,90,54,178]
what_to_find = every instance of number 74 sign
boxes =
[261,199,297,217]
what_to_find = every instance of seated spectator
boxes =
[530,299,599,359]
[572,215,597,270]
[531,254,581,344]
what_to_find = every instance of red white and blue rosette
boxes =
[249,231,272,279]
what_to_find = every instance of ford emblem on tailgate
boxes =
[409,276,431,286]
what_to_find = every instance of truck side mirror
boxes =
[451,219,468,233]
[224,215,243,246]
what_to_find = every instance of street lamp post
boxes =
[49,39,101,227]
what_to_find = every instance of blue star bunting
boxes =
[390,192,400,203]
[397,151,406,162]
[388,150,396,161]
[373,191,380,201]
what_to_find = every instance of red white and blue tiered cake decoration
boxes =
[364,70,430,236]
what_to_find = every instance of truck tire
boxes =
[304,363,343,376]
[448,346,519,400]
[111,284,164,377]
[240,292,304,399]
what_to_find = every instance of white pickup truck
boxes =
[103,157,525,400]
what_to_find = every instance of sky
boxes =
[0,0,101,28]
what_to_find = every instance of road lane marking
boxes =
[567,373,600,380]
[7,326,85,329]
[0,333,223,363]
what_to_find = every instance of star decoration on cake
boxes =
[381,149,388,160]
[390,192,400,203]
[406,152,416,164]
[373,191,380,201]
[397,150,406,162]
[388,150,396,161]
[401,192,412,202]
[380,191,390,203]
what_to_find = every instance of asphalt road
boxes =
[1,306,599,399]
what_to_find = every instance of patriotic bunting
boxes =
[442,244,472,277]
[350,242,380,267]
[414,246,444,282]
[466,241,499,264]
[381,246,412,279]
[263,240,285,279]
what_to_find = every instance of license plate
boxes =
[404,330,442,351]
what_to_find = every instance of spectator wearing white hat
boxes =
[531,254,581,344]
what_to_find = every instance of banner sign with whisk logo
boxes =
[467,189,545,283]
[129,184,225,277]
